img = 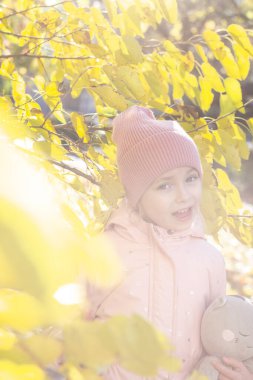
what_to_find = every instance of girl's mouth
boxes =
[172,207,193,222]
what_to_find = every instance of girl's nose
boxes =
[175,183,190,202]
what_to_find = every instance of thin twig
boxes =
[0,1,72,21]
[0,54,94,60]
[227,214,253,218]
[48,159,99,185]
[188,99,253,134]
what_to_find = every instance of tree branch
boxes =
[0,54,94,60]
[227,214,253,218]
[48,159,99,186]
[0,26,89,46]
[188,99,253,134]
[0,1,73,21]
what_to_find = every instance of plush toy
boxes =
[197,295,253,380]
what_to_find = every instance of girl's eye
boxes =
[186,174,199,183]
[239,332,249,337]
[157,183,173,191]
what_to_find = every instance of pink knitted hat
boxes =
[112,105,202,207]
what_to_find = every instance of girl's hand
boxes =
[212,356,253,380]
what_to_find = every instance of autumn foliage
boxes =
[0,0,253,378]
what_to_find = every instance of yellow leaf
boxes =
[53,110,66,124]
[81,234,123,288]
[155,0,178,24]
[116,7,143,37]
[44,120,61,145]
[67,366,84,380]
[51,68,65,83]
[163,40,180,55]
[45,82,61,97]
[219,94,236,117]
[188,370,209,380]
[181,51,195,72]
[0,360,19,380]
[0,329,17,351]
[68,366,103,380]
[203,31,241,78]
[86,43,108,58]
[219,49,241,79]
[224,78,242,105]
[36,10,61,31]
[0,199,46,297]
[214,129,241,170]
[160,355,181,373]
[0,59,15,78]
[22,334,62,366]
[122,36,143,64]
[102,144,117,165]
[125,5,144,36]
[117,66,147,101]
[203,30,223,51]
[0,97,13,113]
[103,65,140,100]
[233,42,250,80]
[194,132,215,164]
[91,85,129,111]
[215,168,243,210]
[231,123,249,160]
[0,289,45,332]
[213,142,226,167]
[96,105,117,118]
[199,76,214,111]
[171,74,184,99]
[17,0,34,11]
[34,75,45,92]
[247,118,253,134]
[70,112,90,143]
[184,72,198,89]
[33,141,51,158]
[114,315,176,376]
[194,44,207,62]
[181,76,196,100]
[200,187,226,235]
[50,142,67,161]
[104,0,118,25]
[227,24,253,55]
[11,72,26,105]
[16,364,45,380]
[201,62,224,92]
[64,320,116,369]
[100,170,124,207]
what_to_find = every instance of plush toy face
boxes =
[201,296,253,361]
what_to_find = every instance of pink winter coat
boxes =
[89,199,226,380]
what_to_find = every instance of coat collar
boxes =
[105,198,206,243]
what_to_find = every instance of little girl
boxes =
[89,106,247,379]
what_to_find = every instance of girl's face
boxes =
[137,166,202,232]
